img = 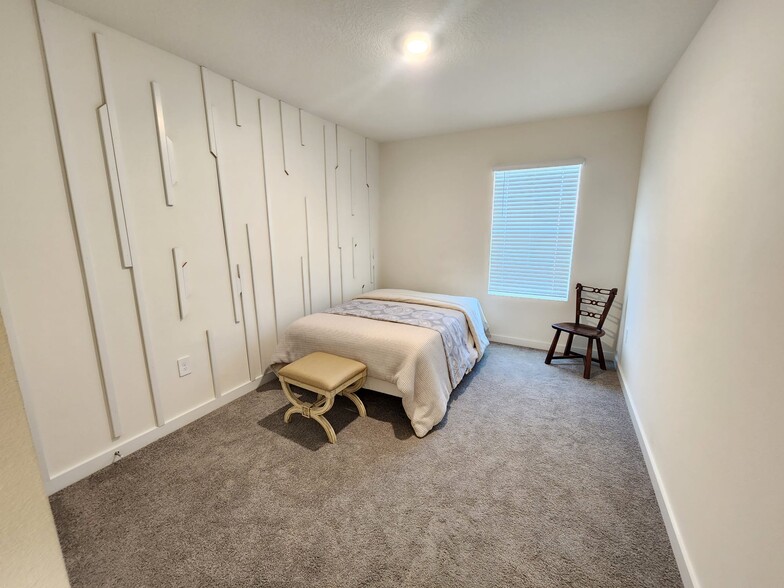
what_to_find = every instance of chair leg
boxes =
[545,330,561,364]
[596,339,607,370]
[563,333,574,357]
[583,338,593,379]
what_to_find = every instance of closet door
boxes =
[324,124,342,305]
[259,96,309,336]
[299,110,334,312]
[337,127,372,300]
[366,139,381,289]
[201,70,277,379]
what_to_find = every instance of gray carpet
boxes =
[50,344,681,587]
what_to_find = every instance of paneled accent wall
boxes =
[14,0,379,493]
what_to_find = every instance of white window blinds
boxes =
[488,162,583,301]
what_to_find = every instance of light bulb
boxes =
[402,32,432,59]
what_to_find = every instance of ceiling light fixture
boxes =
[402,32,432,60]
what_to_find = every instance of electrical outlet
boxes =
[177,356,192,377]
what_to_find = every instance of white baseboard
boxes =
[45,372,275,495]
[489,333,616,361]
[490,333,551,350]
[616,362,698,588]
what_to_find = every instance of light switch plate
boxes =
[177,356,192,377]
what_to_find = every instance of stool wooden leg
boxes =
[283,396,328,423]
[545,330,561,364]
[341,391,366,416]
[283,404,299,424]
[596,339,607,370]
[340,374,367,417]
[583,338,594,379]
[280,379,338,443]
[311,413,337,444]
[281,380,301,424]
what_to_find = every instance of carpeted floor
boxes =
[50,344,681,587]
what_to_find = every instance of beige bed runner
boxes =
[358,289,490,357]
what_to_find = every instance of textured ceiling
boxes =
[51,0,718,141]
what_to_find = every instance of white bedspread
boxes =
[269,289,489,437]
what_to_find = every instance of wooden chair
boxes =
[545,283,618,379]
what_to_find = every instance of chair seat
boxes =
[552,322,605,338]
[278,351,366,391]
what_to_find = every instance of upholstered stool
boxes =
[277,352,367,443]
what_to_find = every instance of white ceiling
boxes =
[52,0,718,142]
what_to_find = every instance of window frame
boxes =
[487,159,585,302]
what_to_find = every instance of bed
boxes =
[270,289,490,437]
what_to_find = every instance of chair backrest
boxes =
[574,283,618,330]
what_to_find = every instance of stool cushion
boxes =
[278,352,366,391]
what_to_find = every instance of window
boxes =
[488,162,583,301]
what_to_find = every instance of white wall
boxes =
[620,0,784,585]
[0,0,379,494]
[1,309,70,587]
[379,108,647,353]
[0,1,70,583]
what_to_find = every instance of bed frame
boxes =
[363,376,403,398]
